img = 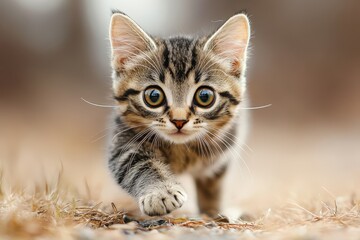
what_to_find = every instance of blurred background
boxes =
[1,0,359,214]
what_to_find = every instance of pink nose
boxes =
[170,119,188,130]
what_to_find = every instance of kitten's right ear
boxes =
[109,13,157,71]
[204,14,250,77]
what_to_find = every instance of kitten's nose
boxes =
[170,119,188,130]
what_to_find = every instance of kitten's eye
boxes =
[194,87,215,108]
[144,87,165,108]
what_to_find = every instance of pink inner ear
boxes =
[213,37,246,76]
[112,31,142,61]
[110,15,155,70]
[231,59,240,72]
[205,15,249,74]
[112,35,140,70]
[113,56,127,71]
[215,31,247,61]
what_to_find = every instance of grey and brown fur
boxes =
[107,11,251,216]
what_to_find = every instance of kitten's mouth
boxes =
[167,130,193,144]
[170,131,187,136]
[158,129,198,144]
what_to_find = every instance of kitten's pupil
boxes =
[150,90,160,103]
[199,90,210,103]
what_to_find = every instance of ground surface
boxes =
[0,189,359,240]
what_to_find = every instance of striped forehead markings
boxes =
[162,38,198,83]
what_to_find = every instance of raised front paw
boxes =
[139,184,187,216]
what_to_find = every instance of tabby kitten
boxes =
[107,11,250,216]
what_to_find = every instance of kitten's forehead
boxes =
[163,37,198,83]
[160,36,240,106]
[171,81,191,106]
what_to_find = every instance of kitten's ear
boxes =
[109,13,157,70]
[204,14,250,76]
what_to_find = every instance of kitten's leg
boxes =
[195,164,227,217]
[108,147,187,216]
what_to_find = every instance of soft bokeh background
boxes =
[1,0,359,214]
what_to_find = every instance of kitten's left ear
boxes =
[110,13,157,71]
[204,14,250,76]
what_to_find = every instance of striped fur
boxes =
[107,12,251,216]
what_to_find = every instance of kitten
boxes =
[107,11,250,216]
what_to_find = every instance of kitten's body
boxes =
[107,12,250,216]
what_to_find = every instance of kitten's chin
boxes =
[157,131,198,144]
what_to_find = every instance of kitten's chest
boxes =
[162,144,220,174]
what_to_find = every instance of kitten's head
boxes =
[109,12,250,144]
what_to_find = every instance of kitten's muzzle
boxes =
[170,119,188,130]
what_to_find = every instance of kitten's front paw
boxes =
[139,184,187,216]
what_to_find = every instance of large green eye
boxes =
[144,87,165,108]
[194,87,215,108]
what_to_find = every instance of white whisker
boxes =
[243,143,254,152]
[239,104,272,110]
[81,98,117,108]
[111,124,147,143]
[206,125,250,157]
[126,129,156,171]
[119,128,151,156]
[203,127,254,181]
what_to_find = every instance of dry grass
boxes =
[0,178,359,240]
[1,145,359,239]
